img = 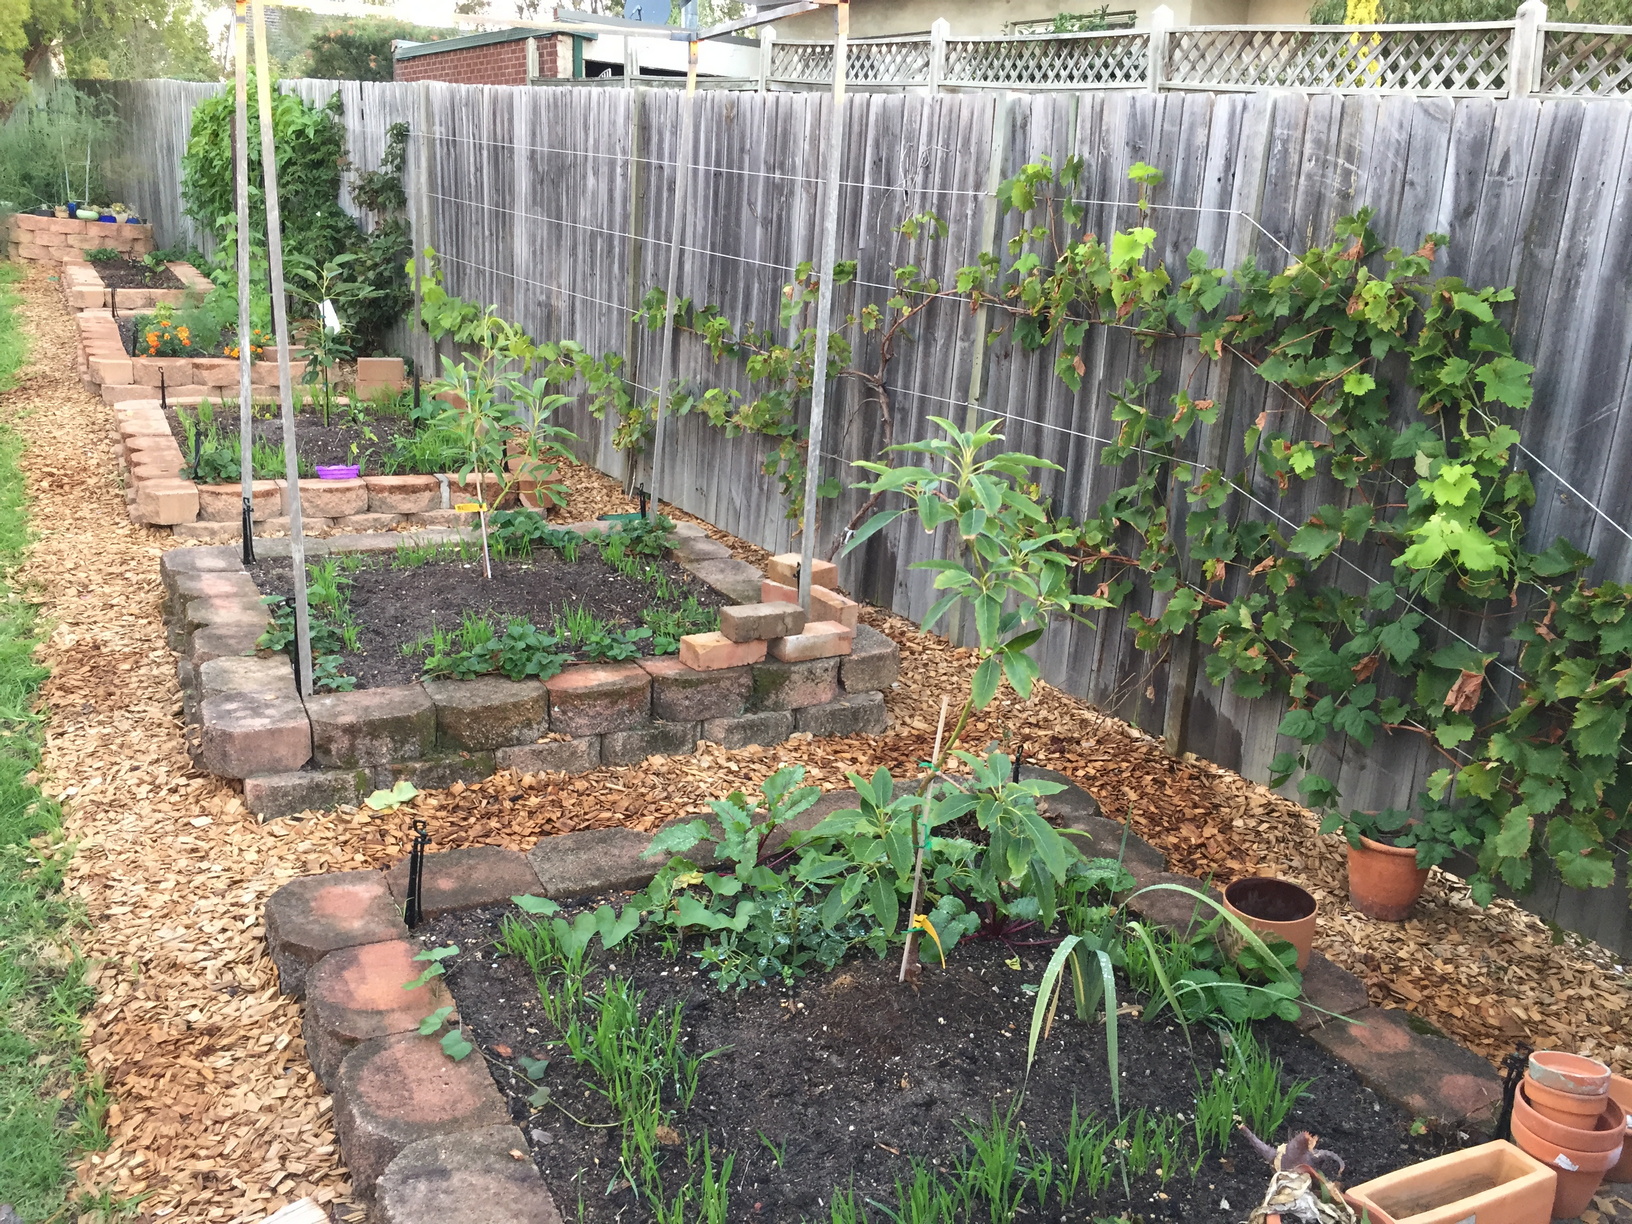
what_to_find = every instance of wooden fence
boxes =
[94,80,1632,951]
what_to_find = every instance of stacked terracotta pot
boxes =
[1510,1051,1629,1219]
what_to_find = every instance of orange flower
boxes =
[181,338,190,346]
[146,331,158,345]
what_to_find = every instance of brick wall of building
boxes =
[394,35,558,85]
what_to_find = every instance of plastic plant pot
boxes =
[1509,1110,1623,1219]
[1344,1139,1557,1224]
[98,213,116,222]
[1605,1075,1632,1183]
[1347,835,1430,921]
[1221,876,1317,970]
[1523,1074,1610,1129]
[314,465,360,481]
[598,511,643,523]
[1528,1050,1612,1097]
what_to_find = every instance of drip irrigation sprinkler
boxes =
[404,819,430,930]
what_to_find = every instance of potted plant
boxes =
[1322,807,1456,921]
[1221,876,1318,969]
[110,202,130,223]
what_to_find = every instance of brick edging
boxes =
[259,773,1504,1215]
[165,530,900,817]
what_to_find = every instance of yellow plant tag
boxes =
[452,502,485,512]
[911,914,946,968]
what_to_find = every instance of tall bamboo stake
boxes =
[232,1,255,563]
[797,0,849,612]
[251,0,313,698]
[644,36,700,525]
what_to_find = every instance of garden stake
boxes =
[797,0,851,615]
[899,694,949,982]
[405,819,430,930]
[231,0,255,578]
[109,285,115,320]
[252,0,314,697]
[1012,745,1025,783]
[1494,1039,1534,1142]
[159,368,167,415]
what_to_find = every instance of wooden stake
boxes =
[899,694,949,982]
[232,2,255,562]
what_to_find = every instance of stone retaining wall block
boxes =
[200,692,312,778]
[543,663,650,736]
[199,655,296,698]
[135,478,199,525]
[795,691,888,737]
[749,658,841,711]
[700,709,795,750]
[310,685,438,768]
[264,871,408,998]
[719,601,806,643]
[383,845,545,918]
[526,828,657,898]
[842,624,901,692]
[244,768,370,819]
[304,939,455,1086]
[602,721,700,765]
[197,481,280,522]
[638,656,751,721]
[495,737,601,775]
[769,620,854,662]
[376,1125,563,1224]
[678,632,766,672]
[372,752,497,792]
[365,475,442,515]
[283,478,369,519]
[332,1032,511,1198]
[424,677,550,751]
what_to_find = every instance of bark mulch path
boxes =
[9,265,1631,1223]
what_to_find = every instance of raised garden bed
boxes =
[5,211,155,263]
[60,253,212,311]
[163,531,897,818]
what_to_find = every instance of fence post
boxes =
[1510,0,1548,97]
[759,25,775,92]
[929,18,949,94]
[1148,4,1174,94]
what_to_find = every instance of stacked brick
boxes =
[59,255,213,312]
[682,551,863,674]
[6,213,155,262]
[163,528,900,818]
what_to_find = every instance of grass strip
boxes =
[0,262,105,1221]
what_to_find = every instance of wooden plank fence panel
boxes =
[99,79,1632,951]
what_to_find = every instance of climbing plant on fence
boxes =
[930,156,1625,904]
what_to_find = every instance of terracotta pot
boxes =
[1345,1139,1557,1224]
[1528,1050,1613,1096]
[1515,1085,1624,1153]
[1222,876,1317,970]
[1510,1110,1623,1219]
[1347,835,1430,921]
[1609,1075,1632,1182]
[1523,1073,1610,1129]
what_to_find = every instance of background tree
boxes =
[1313,0,1632,21]
[0,0,214,111]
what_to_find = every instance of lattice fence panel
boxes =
[847,39,933,85]
[770,42,834,84]
[1542,26,1632,95]
[1165,25,1513,94]
[944,32,1149,86]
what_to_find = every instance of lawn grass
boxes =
[0,261,104,1220]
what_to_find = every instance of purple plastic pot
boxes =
[315,464,360,480]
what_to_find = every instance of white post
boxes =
[797,1,849,612]
[645,38,700,524]
[232,1,255,564]
[929,17,949,95]
[1510,0,1548,97]
[526,36,540,83]
[759,25,775,92]
[1148,4,1175,94]
[252,0,313,698]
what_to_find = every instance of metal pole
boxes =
[233,1,256,565]
[644,37,699,524]
[798,1,849,612]
[252,0,313,698]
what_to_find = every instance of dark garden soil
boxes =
[423,901,1466,1224]
[162,399,413,471]
[250,549,725,688]
[92,254,185,290]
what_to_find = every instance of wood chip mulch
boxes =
[8,266,1629,1224]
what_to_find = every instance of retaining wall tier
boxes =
[60,255,214,311]
[162,529,898,817]
[6,212,155,263]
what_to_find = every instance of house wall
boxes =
[394,36,568,85]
